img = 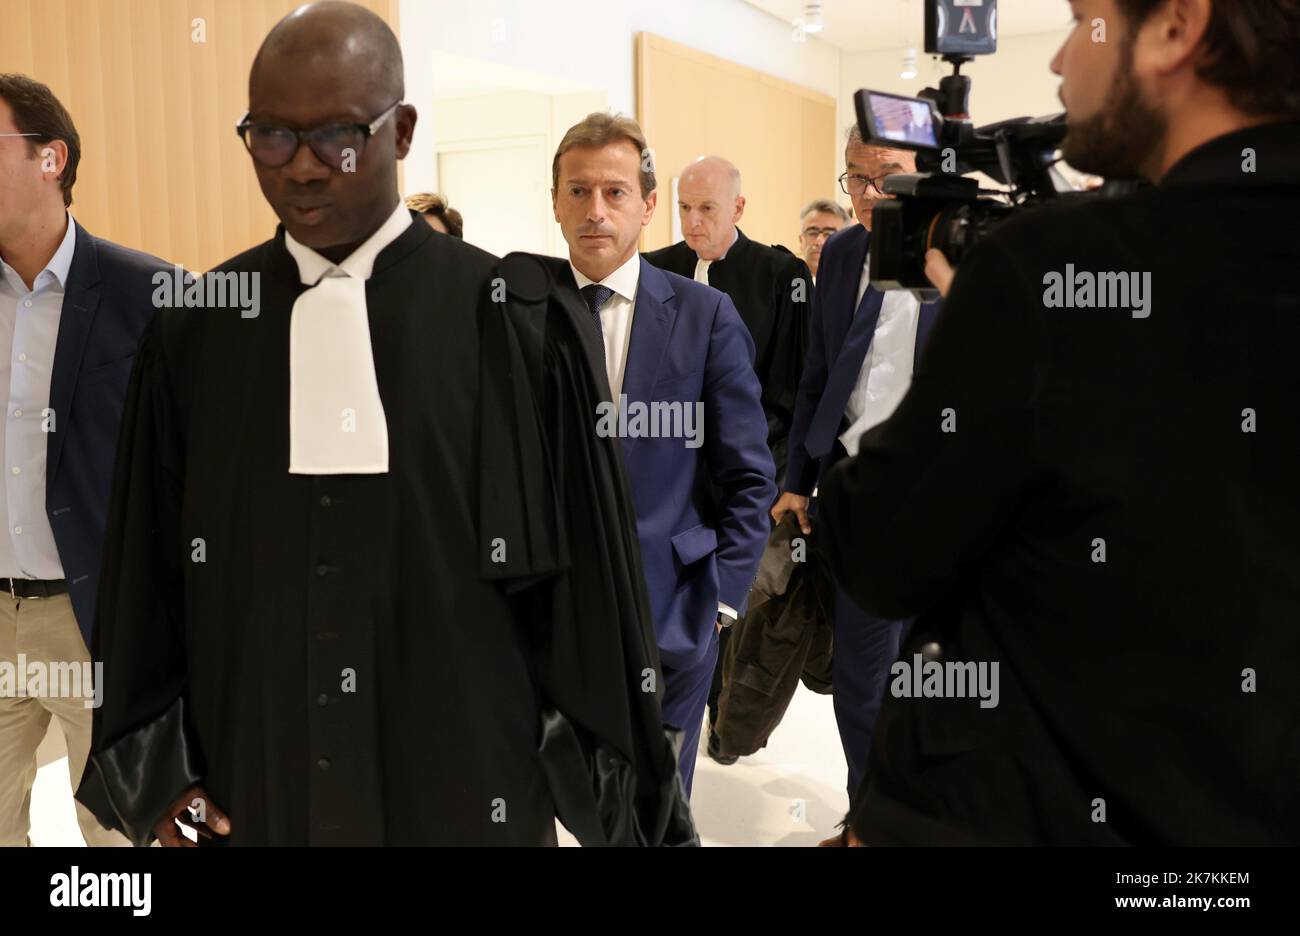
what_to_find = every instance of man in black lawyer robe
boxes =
[643,157,812,484]
[74,0,694,847]
[644,156,812,759]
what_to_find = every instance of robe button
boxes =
[920,641,943,662]
[317,757,330,771]
[320,495,332,507]
[315,564,330,576]
[317,693,328,706]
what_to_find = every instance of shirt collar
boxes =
[695,227,739,264]
[284,200,412,286]
[0,212,77,294]
[570,249,641,303]
[718,226,739,260]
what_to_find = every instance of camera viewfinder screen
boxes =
[869,93,939,148]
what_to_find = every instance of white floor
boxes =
[690,682,848,846]
[29,722,87,847]
[30,684,848,847]
[558,682,848,847]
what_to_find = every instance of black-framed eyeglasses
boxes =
[801,226,840,241]
[235,101,403,169]
[837,171,896,197]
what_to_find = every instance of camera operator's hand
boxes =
[924,248,956,297]
[771,492,811,534]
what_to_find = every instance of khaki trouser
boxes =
[0,592,129,846]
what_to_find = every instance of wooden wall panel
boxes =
[635,32,838,255]
[0,0,400,272]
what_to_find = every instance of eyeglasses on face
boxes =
[837,171,898,197]
[235,101,403,169]
[801,226,840,241]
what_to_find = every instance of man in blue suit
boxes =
[0,74,168,845]
[772,127,940,839]
[549,113,775,797]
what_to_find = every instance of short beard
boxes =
[1060,32,1168,180]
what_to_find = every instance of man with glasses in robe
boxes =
[74,0,692,847]
[772,126,942,845]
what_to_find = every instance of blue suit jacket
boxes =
[47,221,170,647]
[556,257,775,673]
[786,223,940,495]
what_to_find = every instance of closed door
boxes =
[437,142,551,258]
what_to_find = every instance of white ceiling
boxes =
[743,0,1071,53]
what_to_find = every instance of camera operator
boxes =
[773,130,942,833]
[821,0,1300,845]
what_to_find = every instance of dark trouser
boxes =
[662,634,720,798]
[809,452,912,799]
[832,586,910,797]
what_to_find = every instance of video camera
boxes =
[854,0,1070,296]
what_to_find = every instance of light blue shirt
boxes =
[0,213,76,579]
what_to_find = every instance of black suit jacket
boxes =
[49,220,170,647]
[644,228,811,480]
[823,121,1300,845]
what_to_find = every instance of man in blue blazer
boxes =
[0,75,168,845]
[772,129,940,836]
[549,113,775,797]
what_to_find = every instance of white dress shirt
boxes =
[0,212,77,579]
[839,254,921,457]
[570,250,640,400]
[572,250,737,624]
[284,201,411,474]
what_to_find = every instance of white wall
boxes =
[430,89,607,256]
[401,0,840,114]
[399,0,843,199]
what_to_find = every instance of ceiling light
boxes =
[901,46,918,80]
[802,2,824,34]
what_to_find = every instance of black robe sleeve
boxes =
[764,251,813,481]
[479,253,698,847]
[75,314,205,847]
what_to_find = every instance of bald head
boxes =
[242,0,416,261]
[678,155,744,260]
[681,156,741,201]
[251,1,404,104]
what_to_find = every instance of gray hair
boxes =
[801,199,850,223]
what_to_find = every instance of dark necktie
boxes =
[581,283,615,338]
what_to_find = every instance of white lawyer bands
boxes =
[1042,265,1152,319]
[50,868,151,917]
[596,396,705,449]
